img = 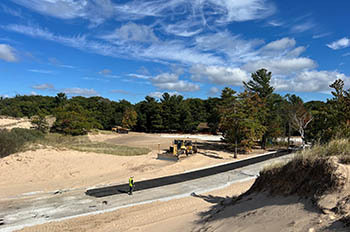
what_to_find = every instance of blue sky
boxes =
[0,0,349,103]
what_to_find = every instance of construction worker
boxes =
[128,176,134,195]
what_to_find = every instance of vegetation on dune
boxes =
[0,130,150,158]
[41,133,151,156]
[0,128,44,158]
[251,139,350,197]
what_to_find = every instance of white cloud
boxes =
[151,72,200,92]
[286,46,306,58]
[262,37,296,51]
[154,80,199,92]
[63,88,99,96]
[0,44,17,62]
[242,57,317,75]
[28,69,53,74]
[32,83,54,90]
[102,22,158,43]
[209,87,220,95]
[0,94,9,98]
[152,73,178,83]
[148,91,178,99]
[190,64,249,86]
[327,37,350,50]
[343,52,350,57]
[272,70,350,93]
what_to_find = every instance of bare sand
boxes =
[17,180,255,232]
[0,132,263,198]
[0,116,32,130]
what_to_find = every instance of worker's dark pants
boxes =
[129,186,133,195]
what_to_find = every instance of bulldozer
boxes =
[157,139,198,161]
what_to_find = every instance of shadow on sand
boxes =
[191,192,323,227]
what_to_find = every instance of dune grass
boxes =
[37,133,150,156]
[253,139,350,197]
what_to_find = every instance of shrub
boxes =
[31,114,49,133]
[0,128,43,158]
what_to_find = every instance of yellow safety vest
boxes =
[129,178,133,187]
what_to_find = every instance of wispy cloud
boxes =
[128,73,152,79]
[291,21,315,33]
[0,44,17,62]
[327,37,350,50]
[99,69,112,75]
[312,32,331,39]
[32,83,54,90]
[48,57,75,69]
[110,89,138,96]
[28,69,53,74]
[11,0,115,26]
[343,52,350,57]
[1,4,23,18]
[267,20,283,27]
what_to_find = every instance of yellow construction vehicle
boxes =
[158,139,198,161]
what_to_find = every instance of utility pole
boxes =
[234,104,238,159]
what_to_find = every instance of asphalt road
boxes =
[86,149,291,197]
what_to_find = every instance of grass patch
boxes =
[38,133,150,156]
[68,142,150,156]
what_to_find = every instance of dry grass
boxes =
[297,139,350,164]
[35,133,151,156]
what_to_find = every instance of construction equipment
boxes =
[157,139,198,161]
[112,126,129,134]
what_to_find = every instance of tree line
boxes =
[1,68,349,152]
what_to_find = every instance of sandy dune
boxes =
[0,116,32,130]
[0,132,261,198]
